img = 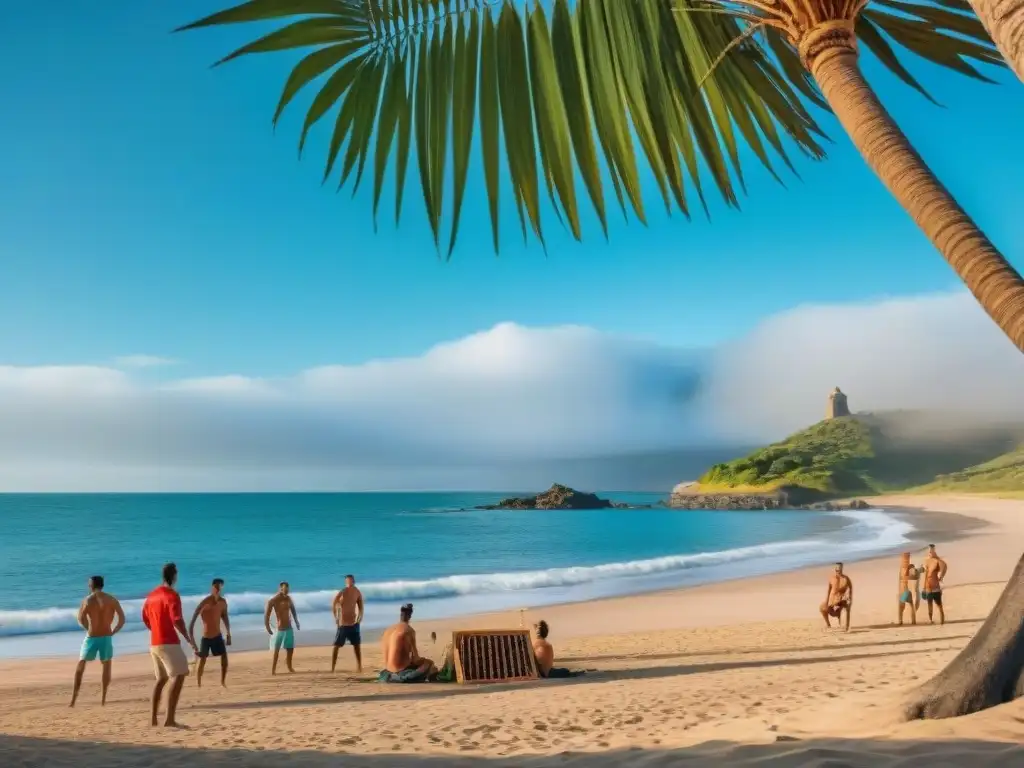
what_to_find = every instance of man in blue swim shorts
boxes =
[265,582,300,675]
[898,552,920,626]
[70,575,126,707]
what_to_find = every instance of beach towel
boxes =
[543,667,585,679]
[377,665,430,684]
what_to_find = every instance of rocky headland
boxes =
[667,482,872,511]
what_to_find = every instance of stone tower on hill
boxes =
[826,387,851,419]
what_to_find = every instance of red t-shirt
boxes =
[142,585,183,646]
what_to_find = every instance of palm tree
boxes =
[967,0,1024,81]
[178,0,1024,718]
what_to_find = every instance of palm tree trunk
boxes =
[810,44,1024,719]
[967,0,1024,82]
[809,46,1024,354]
[903,553,1024,718]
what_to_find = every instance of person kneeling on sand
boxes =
[820,562,853,632]
[378,603,436,683]
[533,620,584,679]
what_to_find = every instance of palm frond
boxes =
[179,0,825,256]
[178,0,1001,254]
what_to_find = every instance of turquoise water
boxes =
[0,493,911,657]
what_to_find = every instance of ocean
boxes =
[0,493,912,658]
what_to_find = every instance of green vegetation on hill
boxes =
[913,446,1024,494]
[698,414,1024,500]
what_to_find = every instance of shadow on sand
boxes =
[2,732,1022,767]
[192,646,954,711]
[559,632,973,665]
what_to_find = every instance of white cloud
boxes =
[0,291,1022,490]
[113,354,178,369]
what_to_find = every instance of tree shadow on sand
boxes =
[192,646,950,711]
[559,633,973,665]
[1,733,1022,767]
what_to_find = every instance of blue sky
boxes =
[2,1,1023,379]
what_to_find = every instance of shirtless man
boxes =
[819,562,854,631]
[70,575,126,707]
[265,582,300,675]
[532,620,582,679]
[921,544,948,625]
[379,603,435,683]
[897,552,920,626]
[188,578,232,687]
[331,574,364,673]
[533,620,555,677]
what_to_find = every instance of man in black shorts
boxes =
[188,578,232,686]
[332,575,364,673]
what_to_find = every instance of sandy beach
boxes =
[2,493,1022,767]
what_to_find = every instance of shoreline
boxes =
[1,493,1021,764]
[0,495,994,670]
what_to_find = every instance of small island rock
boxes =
[478,484,615,510]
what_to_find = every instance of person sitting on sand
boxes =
[532,620,583,679]
[70,575,125,707]
[264,582,300,675]
[921,544,948,625]
[819,562,853,631]
[897,552,920,626]
[378,603,435,683]
[188,578,231,687]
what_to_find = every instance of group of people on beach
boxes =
[70,562,573,724]
[819,544,948,632]
[69,545,947,722]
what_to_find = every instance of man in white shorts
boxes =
[142,562,198,727]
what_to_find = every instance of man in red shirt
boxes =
[142,562,197,727]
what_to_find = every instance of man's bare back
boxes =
[382,622,415,672]
[81,591,122,637]
[533,638,554,676]
[268,594,294,629]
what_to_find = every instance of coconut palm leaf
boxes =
[177,0,1000,255]
[178,0,826,256]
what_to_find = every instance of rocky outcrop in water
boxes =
[477,484,616,510]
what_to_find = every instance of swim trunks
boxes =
[80,635,114,663]
[150,643,189,679]
[334,623,361,647]
[271,628,295,651]
[922,590,943,606]
[900,589,913,604]
[378,663,429,683]
[199,634,228,658]
[827,598,850,617]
